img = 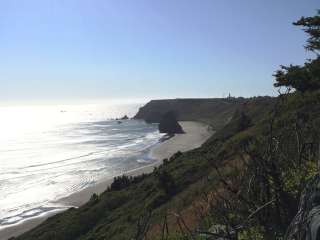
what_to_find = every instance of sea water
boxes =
[0,101,162,230]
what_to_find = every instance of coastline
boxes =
[0,121,213,240]
[150,121,213,160]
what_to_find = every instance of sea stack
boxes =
[158,111,184,134]
[120,115,129,120]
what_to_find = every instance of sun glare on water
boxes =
[0,101,143,143]
[0,101,160,229]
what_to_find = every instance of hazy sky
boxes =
[0,0,318,104]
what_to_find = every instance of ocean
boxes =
[0,101,162,230]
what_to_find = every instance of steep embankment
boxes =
[14,96,279,240]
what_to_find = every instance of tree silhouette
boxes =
[274,11,320,93]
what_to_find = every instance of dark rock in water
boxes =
[158,111,184,134]
[121,115,129,120]
[285,174,320,240]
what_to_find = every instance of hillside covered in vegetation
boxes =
[134,98,246,129]
[14,90,319,240]
[14,11,320,240]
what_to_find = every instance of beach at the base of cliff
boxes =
[0,121,213,240]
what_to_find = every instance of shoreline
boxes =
[0,121,213,240]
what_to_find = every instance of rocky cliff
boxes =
[286,174,320,240]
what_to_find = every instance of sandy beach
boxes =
[150,121,213,160]
[0,121,213,240]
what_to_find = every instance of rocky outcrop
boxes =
[158,111,184,134]
[120,115,129,120]
[285,174,320,240]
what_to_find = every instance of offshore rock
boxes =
[158,111,184,134]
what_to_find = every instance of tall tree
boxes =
[274,11,320,93]
[294,10,320,53]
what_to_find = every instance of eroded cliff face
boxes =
[286,174,320,240]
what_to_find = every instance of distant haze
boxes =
[0,0,318,104]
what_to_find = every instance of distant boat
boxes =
[117,121,122,124]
